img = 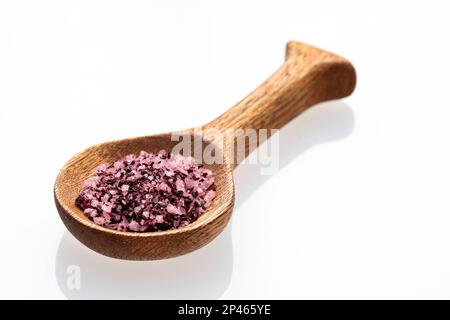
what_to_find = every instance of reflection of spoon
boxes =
[54,41,356,260]
[55,226,233,299]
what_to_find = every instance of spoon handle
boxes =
[204,41,356,166]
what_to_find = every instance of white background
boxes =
[1,0,450,299]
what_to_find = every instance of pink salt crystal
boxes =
[204,190,217,207]
[184,178,195,189]
[202,176,215,190]
[166,204,183,215]
[101,204,112,213]
[153,161,164,169]
[84,208,97,218]
[102,213,112,223]
[175,179,185,191]
[205,189,216,201]
[83,179,94,188]
[75,150,216,232]
[158,150,167,157]
[128,220,141,231]
[157,182,171,193]
[93,217,106,225]
[117,221,128,231]
[165,170,175,177]
[97,163,108,172]
[175,167,189,176]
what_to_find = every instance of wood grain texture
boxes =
[204,41,356,166]
[54,41,356,260]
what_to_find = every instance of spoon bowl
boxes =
[54,41,356,260]
[55,133,235,260]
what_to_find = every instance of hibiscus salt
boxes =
[76,150,216,232]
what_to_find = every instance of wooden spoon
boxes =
[54,41,356,260]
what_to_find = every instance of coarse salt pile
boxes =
[76,150,216,232]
